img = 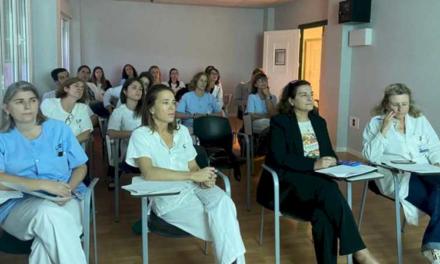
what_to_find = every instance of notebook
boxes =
[317,164,377,178]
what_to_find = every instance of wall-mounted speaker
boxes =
[338,0,371,24]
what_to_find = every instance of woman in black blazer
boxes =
[256,80,379,264]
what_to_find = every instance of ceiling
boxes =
[114,0,293,8]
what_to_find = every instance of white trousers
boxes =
[1,197,87,264]
[161,186,246,264]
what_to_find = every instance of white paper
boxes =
[0,181,71,202]
[0,190,23,205]
[384,162,440,174]
[317,164,377,178]
[122,176,186,196]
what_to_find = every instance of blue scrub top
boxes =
[176,91,221,128]
[246,93,277,114]
[0,119,88,223]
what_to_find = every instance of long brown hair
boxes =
[141,84,178,134]
[372,83,421,117]
[189,72,208,91]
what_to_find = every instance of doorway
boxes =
[299,21,327,110]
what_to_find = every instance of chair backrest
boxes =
[243,114,253,135]
[194,145,210,168]
[193,116,233,147]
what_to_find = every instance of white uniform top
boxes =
[125,125,198,216]
[362,114,440,225]
[87,82,105,102]
[162,81,186,93]
[211,84,224,109]
[103,85,122,108]
[41,98,93,136]
[107,104,141,132]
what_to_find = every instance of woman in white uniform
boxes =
[126,84,246,264]
[363,83,440,264]
[41,77,93,144]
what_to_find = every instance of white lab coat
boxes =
[362,114,440,225]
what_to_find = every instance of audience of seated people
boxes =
[14,63,439,264]
[363,83,440,264]
[126,84,246,264]
[0,81,89,264]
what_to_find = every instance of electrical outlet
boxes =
[349,116,360,129]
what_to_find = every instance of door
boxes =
[263,30,300,99]
[301,26,324,107]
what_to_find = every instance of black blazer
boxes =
[256,112,337,210]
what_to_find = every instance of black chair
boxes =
[133,145,232,264]
[193,115,252,209]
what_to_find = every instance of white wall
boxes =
[79,0,264,97]
[31,0,59,91]
[274,0,440,155]
[274,0,328,29]
[347,0,440,154]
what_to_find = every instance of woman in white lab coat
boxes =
[363,83,440,263]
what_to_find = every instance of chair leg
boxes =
[358,180,369,231]
[92,190,98,264]
[142,197,149,264]
[393,175,404,264]
[259,207,265,246]
[203,241,208,255]
[274,207,280,264]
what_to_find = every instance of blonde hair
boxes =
[372,83,421,117]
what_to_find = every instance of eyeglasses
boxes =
[65,113,74,125]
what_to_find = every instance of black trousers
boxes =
[280,172,365,264]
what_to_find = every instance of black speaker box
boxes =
[338,0,371,24]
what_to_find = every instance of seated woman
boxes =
[148,65,162,85]
[206,67,224,109]
[138,71,154,94]
[106,78,144,187]
[41,77,93,145]
[162,68,186,93]
[245,73,276,155]
[257,80,379,264]
[176,73,240,180]
[89,66,112,102]
[363,83,440,263]
[120,63,138,86]
[0,81,88,264]
[125,85,245,264]
[176,72,222,129]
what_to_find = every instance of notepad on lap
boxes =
[122,176,185,196]
[0,190,23,205]
[0,181,71,202]
[317,164,377,178]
